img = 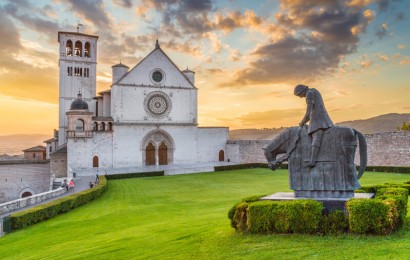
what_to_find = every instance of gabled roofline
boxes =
[110,44,197,89]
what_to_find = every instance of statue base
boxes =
[260,192,375,214]
[294,190,354,198]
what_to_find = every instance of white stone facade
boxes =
[61,35,229,175]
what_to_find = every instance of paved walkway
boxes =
[0,175,95,219]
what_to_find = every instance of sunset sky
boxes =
[0,0,409,136]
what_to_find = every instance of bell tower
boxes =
[57,27,98,146]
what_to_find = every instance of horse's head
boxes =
[263,126,302,170]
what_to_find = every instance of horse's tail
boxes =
[353,129,367,179]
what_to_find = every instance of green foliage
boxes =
[376,187,408,227]
[399,121,410,130]
[347,199,392,234]
[362,166,410,174]
[105,171,164,180]
[0,169,410,259]
[234,199,322,234]
[10,176,107,231]
[320,210,349,235]
[241,194,267,203]
[231,181,409,235]
[214,163,289,171]
[233,202,249,232]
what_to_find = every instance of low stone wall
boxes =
[0,162,51,203]
[0,187,66,216]
[227,131,410,167]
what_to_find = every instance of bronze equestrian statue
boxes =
[264,85,367,199]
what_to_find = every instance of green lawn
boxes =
[1,169,410,259]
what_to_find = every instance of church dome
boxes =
[70,93,88,110]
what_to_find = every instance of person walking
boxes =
[69,179,75,192]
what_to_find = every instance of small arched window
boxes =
[22,192,32,198]
[108,122,113,131]
[49,146,52,153]
[93,122,98,131]
[66,40,73,56]
[75,119,84,131]
[100,122,106,131]
[84,42,91,57]
[75,41,82,57]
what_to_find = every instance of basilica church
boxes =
[49,30,229,177]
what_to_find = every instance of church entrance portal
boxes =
[146,143,156,165]
[158,142,168,165]
[142,130,174,166]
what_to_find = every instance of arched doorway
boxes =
[219,150,225,161]
[141,130,175,166]
[158,142,168,165]
[21,192,32,198]
[146,143,155,165]
[93,156,99,167]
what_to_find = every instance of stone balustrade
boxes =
[0,187,66,215]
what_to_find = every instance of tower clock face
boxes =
[144,91,172,118]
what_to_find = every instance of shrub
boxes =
[247,201,276,233]
[11,176,107,231]
[241,194,267,203]
[362,166,410,174]
[234,199,322,234]
[233,202,249,232]
[321,210,349,235]
[105,171,164,180]
[376,187,408,228]
[346,199,392,234]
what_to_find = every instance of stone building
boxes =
[22,146,46,161]
[51,31,228,177]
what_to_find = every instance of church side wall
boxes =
[229,131,410,167]
[197,128,229,162]
[67,132,113,173]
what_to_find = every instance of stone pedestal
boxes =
[260,192,375,214]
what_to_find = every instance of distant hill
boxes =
[336,113,410,134]
[0,134,50,155]
[229,113,410,140]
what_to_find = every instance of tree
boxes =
[399,121,410,131]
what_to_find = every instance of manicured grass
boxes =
[1,169,410,259]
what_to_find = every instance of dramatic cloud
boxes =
[65,0,112,29]
[227,0,376,86]
[137,0,264,37]
[2,0,61,41]
[113,0,133,8]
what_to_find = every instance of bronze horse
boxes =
[264,126,367,198]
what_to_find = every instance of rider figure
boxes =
[294,84,334,167]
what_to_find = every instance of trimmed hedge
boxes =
[215,163,288,171]
[10,176,107,231]
[362,165,410,174]
[105,171,164,180]
[247,200,322,234]
[229,181,409,235]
